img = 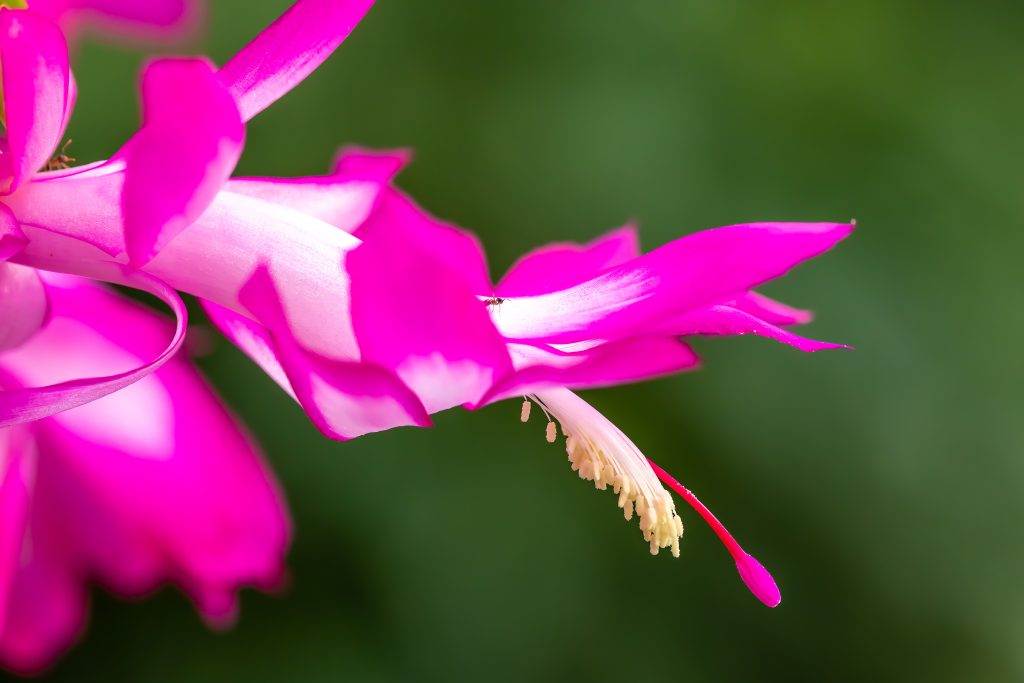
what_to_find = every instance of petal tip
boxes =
[735,553,781,608]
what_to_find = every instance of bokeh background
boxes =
[14,0,1024,681]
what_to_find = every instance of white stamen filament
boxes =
[524,388,683,557]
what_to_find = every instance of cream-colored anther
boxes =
[520,399,531,423]
[530,389,684,557]
[545,421,557,443]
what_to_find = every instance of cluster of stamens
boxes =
[522,394,684,557]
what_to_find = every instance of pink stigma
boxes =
[647,458,781,608]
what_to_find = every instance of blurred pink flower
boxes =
[31,0,201,44]
[0,271,290,675]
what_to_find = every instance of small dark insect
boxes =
[483,296,507,308]
[44,139,76,171]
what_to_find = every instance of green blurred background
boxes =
[16,0,1024,681]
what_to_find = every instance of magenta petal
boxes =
[479,336,700,405]
[0,516,81,675]
[229,266,431,439]
[0,204,27,262]
[352,189,492,296]
[0,264,48,352]
[0,278,289,672]
[122,57,244,267]
[0,268,186,427]
[665,304,849,352]
[332,146,411,184]
[349,193,510,412]
[728,291,812,326]
[225,175,383,235]
[496,224,640,296]
[0,8,70,192]
[218,0,375,122]
[735,553,782,608]
[493,222,854,344]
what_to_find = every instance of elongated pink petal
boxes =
[480,336,700,405]
[231,266,431,438]
[352,188,492,297]
[665,304,849,352]
[727,291,812,326]
[0,264,48,352]
[492,222,854,344]
[218,0,375,122]
[122,58,244,266]
[0,8,70,192]
[0,267,186,427]
[349,192,510,412]
[0,277,290,673]
[496,224,640,296]
[225,175,382,234]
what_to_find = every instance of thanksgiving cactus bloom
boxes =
[0,271,290,675]
[0,0,853,614]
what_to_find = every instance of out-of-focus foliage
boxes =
[20,1,1024,681]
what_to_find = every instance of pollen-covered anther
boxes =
[527,391,684,557]
[566,434,683,557]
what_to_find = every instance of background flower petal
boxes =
[0,276,290,673]
[218,0,375,122]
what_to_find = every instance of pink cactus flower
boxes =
[0,0,852,625]
[0,270,290,675]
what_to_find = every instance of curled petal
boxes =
[352,188,492,301]
[0,8,70,192]
[122,58,244,266]
[496,224,640,297]
[219,266,431,439]
[218,0,375,122]
[0,267,186,427]
[349,192,510,412]
[492,222,854,344]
